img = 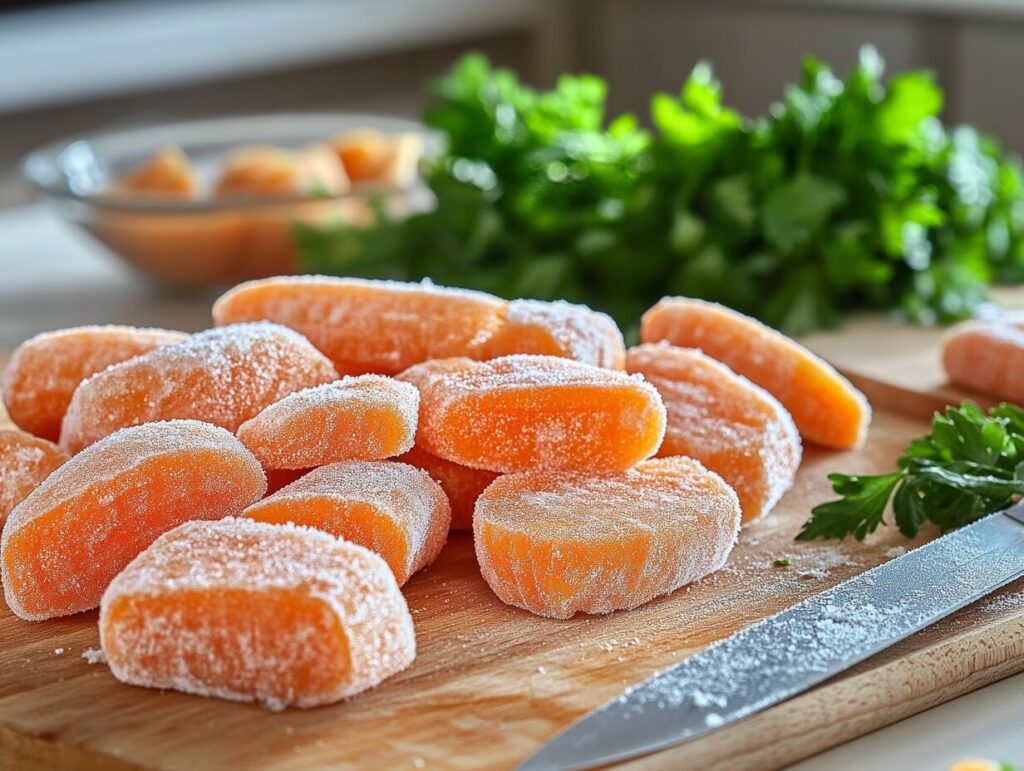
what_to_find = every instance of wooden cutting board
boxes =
[1,323,1023,771]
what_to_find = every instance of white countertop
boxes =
[0,204,218,348]
[1,203,1023,770]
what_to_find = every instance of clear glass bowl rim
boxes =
[21,111,436,214]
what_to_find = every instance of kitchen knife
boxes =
[519,502,1024,771]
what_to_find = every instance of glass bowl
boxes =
[21,112,435,286]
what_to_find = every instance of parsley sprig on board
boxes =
[297,47,1024,336]
[798,403,1024,541]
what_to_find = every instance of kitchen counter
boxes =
[1,203,1022,770]
[0,205,218,349]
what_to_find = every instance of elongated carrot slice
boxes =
[242,461,450,585]
[942,320,1024,403]
[114,146,199,198]
[212,276,507,376]
[474,457,740,618]
[641,298,870,449]
[101,518,415,708]
[399,355,666,473]
[2,420,266,620]
[626,344,801,524]
[2,325,186,442]
[60,322,338,454]
[0,431,68,525]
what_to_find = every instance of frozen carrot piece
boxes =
[100,518,415,709]
[396,444,498,531]
[474,457,740,618]
[212,276,506,376]
[213,144,349,198]
[114,146,199,198]
[626,344,801,524]
[60,322,337,454]
[398,355,666,473]
[641,298,870,449]
[237,376,418,470]
[0,431,68,525]
[2,420,266,620]
[331,130,423,187]
[242,461,449,585]
[2,325,186,442]
[472,299,626,369]
[942,320,1024,403]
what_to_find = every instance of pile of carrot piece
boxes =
[0,277,870,710]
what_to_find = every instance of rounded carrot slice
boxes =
[474,457,740,618]
[472,299,626,369]
[100,518,415,709]
[396,444,498,531]
[2,420,266,620]
[237,376,418,470]
[626,344,801,524]
[0,431,68,525]
[2,325,186,442]
[333,130,393,182]
[60,322,338,454]
[242,461,449,585]
[641,298,870,449]
[942,320,1024,402]
[212,276,506,375]
[398,355,666,473]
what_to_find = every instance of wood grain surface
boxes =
[0,326,1022,771]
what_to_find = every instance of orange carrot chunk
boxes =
[213,144,348,198]
[0,430,68,525]
[60,322,337,454]
[398,354,666,473]
[942,320,1024,403]
[237,376,418,470]
[242,461,450,585]
[472,299,626,369]
[114,146,199,198]
[212,276,507,376]
[2,325,186,442]
[100,518,415,709]
[2,420,266,620]
[626,344,801,524]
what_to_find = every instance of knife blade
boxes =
[519,503,1024,771]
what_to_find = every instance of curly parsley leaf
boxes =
[799,403,1024,541]
[797,472,905,541]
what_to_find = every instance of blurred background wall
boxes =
[2,0,1023,204]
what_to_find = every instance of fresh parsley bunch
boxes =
[798,403,1024,541]
[296,48,1024,336]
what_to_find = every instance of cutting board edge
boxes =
[1,327,1022,770]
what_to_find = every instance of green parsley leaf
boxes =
[799,403,1024,541]
[296,49,1024,336]
[797,471,905,541]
